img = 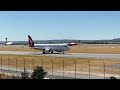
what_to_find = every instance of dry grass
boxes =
[67,44,120,54]
[0,45,38,52]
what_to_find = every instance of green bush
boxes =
[31,66,47,79]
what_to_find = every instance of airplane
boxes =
[6,42,13,45]
[28,35,70,54]
[64,40,80,46]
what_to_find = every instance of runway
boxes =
[1,51,120,60]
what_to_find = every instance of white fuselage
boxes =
[33,44,70,52]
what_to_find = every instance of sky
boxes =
[0,11,120,41]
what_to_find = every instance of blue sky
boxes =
[0,11,120,41]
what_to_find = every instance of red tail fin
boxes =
[28,35,34,47]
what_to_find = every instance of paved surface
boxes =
[1,51,120,60]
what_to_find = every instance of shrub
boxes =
[31,66,47,79]
[21,69,30,79]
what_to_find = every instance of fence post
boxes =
[7,57,9,78]
[51,59,53,78]
[41,58,43,68]
[23,58,25,73]
[1,57,2,71]
[63,60,64,79]
[103,62,105,79]
[15,57,17,73]
[88,61,90,79]
[75,61,76,79]
[7,57,10,78]
[32,58,34,70]
[8,57,10,71]
[0,57,3,75]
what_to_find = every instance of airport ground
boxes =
[1,44,120,78]
[1,44,120,54]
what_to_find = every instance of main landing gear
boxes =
[42,50,54,54]
[51,51,54,54]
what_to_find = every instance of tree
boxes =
[31,66,47,79]
[21,69,30,79]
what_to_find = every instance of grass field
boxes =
[68,44,120,54]
[0,45,37,52]
[1,44,120,54]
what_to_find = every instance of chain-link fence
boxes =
[0,56,120,79]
